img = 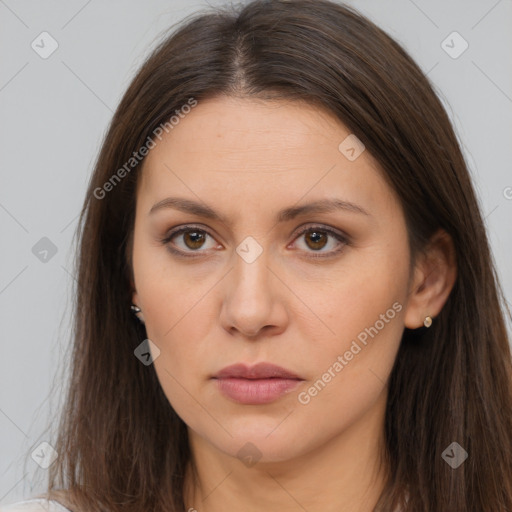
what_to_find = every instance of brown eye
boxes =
[182,230,207,250]
[162,226,218,257]
[303,230,328,251]
[293,225,348,258]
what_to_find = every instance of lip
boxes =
[212,363,304,405]
[214,362,303,380]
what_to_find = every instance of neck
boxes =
[183,390,389,512]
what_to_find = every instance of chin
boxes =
[212,424,311,465]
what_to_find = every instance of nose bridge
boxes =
[232,235,272,299]
[220,234,284,337]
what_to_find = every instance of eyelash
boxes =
[160,224,350,260]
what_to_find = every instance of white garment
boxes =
[0,499,71,512]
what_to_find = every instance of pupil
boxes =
[307,230,326,250]
[185,231,204,249]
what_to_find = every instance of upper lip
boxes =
[213,362,303,380]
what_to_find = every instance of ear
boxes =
[404,228,457,329]
[131,285,145,324]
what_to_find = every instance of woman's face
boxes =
[131,95,413,463]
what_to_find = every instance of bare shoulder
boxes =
[0,497,72,512]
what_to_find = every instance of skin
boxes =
[130,95,457,512]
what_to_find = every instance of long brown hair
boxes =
[37,0,512,510]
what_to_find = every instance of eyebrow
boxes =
[149,196,370,224]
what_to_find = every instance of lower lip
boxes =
[213,377,303,404]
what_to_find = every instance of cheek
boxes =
[294,237,409,343]
[132,227,212,338]
[134,254,220,408]
[293,288,405,438]
[291,237,409,403]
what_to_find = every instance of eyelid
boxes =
[160,223,350,258]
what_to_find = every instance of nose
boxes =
[219,247,288,340]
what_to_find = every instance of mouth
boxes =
[212,362,305,405]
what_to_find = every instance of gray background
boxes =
[1,0,511,504]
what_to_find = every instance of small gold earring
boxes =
[424,316,432,328]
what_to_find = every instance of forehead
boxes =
[144,95,356,167]
[138,95,398,219]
